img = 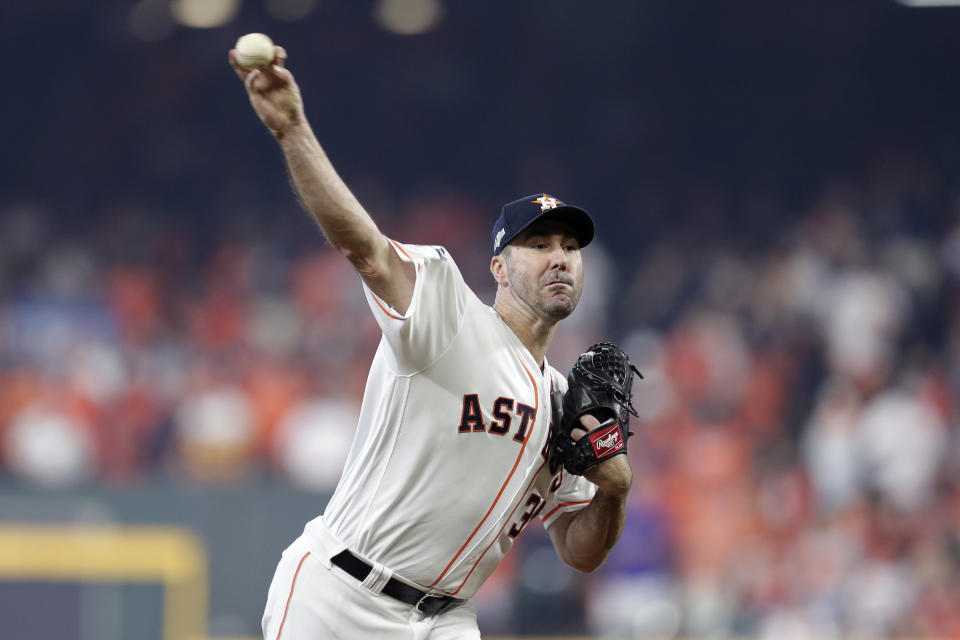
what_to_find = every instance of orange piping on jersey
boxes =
[428,352,540,588]
[448,457,549,595]
[388,238,412,259]
[514,354,539,446]
[371,295,404,320]
[542,500,592,523]
[370,240,420,319]
[275,551,310,640]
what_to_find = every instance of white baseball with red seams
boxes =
[234,33,275,69]
[309,241,596,597]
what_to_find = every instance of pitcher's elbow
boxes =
[564,554,604,574]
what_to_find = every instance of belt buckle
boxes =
[415,593,449,615]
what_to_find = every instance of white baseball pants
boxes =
[262,533,482,640]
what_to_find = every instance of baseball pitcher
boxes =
[230,41,640,640]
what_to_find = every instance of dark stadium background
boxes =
[2,1,959,638]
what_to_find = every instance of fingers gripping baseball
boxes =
[229,45,303,138]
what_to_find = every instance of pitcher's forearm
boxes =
[279,121,382,259]
[233,44,413,310]
[563,487,627,571]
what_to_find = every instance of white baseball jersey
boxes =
[305,240,596,599]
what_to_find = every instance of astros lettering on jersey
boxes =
[306,240,596,598]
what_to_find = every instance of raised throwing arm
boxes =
[229,45,415,313]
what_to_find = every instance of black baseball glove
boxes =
[553,341,642,476]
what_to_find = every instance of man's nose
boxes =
[548,243,568,269]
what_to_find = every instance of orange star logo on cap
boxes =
[532,195,563,211]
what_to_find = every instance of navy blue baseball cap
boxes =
[491,193,595,256]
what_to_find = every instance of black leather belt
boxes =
[330,550,459,616]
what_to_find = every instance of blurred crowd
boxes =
[5,0,960,636]
[1,148,959,638]
[573,160,960,639]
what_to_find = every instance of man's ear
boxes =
[490,254,509,287]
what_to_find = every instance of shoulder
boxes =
[388,241,456,266]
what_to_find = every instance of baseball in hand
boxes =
[234,33,275,69]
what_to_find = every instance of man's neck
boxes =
[493,300,558,368]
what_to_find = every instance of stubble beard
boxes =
[541,295,577,321]
[507,263,581,322]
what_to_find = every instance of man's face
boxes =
[498,219,584,321]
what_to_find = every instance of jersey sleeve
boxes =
[540,470,597,529]
[362,241,471,374]
[540,366,597,529]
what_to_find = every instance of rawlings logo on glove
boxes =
[590,426,623,456]
[552,342,642,476]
